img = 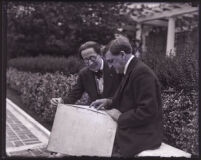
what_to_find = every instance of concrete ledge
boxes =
[137,143,191,158]
[6,98,50,154]
[7,143,47,153]
[6,98,50,137]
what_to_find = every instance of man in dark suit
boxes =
[90,36,163,157]
[51,41,122,106]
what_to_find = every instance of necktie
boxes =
[94,70,103,96]
[94,70,103,79]
[112,72,131,106]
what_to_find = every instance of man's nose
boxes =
[88,60,93,66]
[108,63,113,69]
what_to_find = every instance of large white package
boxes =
[47,104,117,157]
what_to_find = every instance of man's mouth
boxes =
[89,64,96,68]
[88,65,97,71]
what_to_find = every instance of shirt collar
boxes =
[95,58,104,72]
[100,58,104,71]
[124,55,134,75]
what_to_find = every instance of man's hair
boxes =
[109,36,132,55]
[102,41,112,56]
[79,41,101,57]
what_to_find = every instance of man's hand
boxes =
[50,97,63,107]
[105,109,121,121]
[90,98,112,110]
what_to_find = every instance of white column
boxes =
[141,25,152,53]
[135,24,142,57]
[136,24,142,40]
[166,17,176,57]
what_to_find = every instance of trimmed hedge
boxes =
[141,50,198,92]
[162,90,198,155]
[141,50,199,155]
[7,67,89,125]
[6,68,198,155]
[7,55,84,75]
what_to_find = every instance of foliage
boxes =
[7,55,84,75]
[141,49,199,92]
[162,90,199,156]
[7,2,136,59]
[6,68,89,125]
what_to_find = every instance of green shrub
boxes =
[142,50,199,155]
[162,90,199,156]
[141,50,198,92]
[7,2,133,59]
[7,55,84,75]
[6,68,89,125]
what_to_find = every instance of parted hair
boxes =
[79,41,101,57]
[102,41,113,56]
[109,35,132,55]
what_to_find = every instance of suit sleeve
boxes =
[63,74,84,104]
[117,73,159,129]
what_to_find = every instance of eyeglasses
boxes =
[83,56,97,64]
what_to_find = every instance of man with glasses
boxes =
[51,41,122,106]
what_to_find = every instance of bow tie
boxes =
[94,70,103,79]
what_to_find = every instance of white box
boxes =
[47,104,117,157]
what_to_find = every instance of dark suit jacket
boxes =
[63,61,122,104]
[110,57,163,157]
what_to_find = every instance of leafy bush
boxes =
[7,2,133,58]
[6,68,89,125]
[142,50,199,155]
[162,90,199,156]
[7,55,84,75]
[141,50,198,92]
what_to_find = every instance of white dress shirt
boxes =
[124,55,135,75]
[95,59,104,94]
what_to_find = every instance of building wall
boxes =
[143,27,198,57]
[145,27,167,56]
[175,27,198,57]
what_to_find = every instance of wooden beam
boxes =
[130,15,139,22]
[138,7,198,22]
[143,20,168,27]
[183,14,195,18]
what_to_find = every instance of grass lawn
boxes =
[6,87,52,131]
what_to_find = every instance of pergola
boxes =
[122,3,199,56]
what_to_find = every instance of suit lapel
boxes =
[121,57,138,92]
[88,69,99,99]
[102,61,111,96]
[113,57,138,103]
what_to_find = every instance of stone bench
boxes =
[137,143,191,158]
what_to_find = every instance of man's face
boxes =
[105,51,124,74]
[81,48,101,72]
